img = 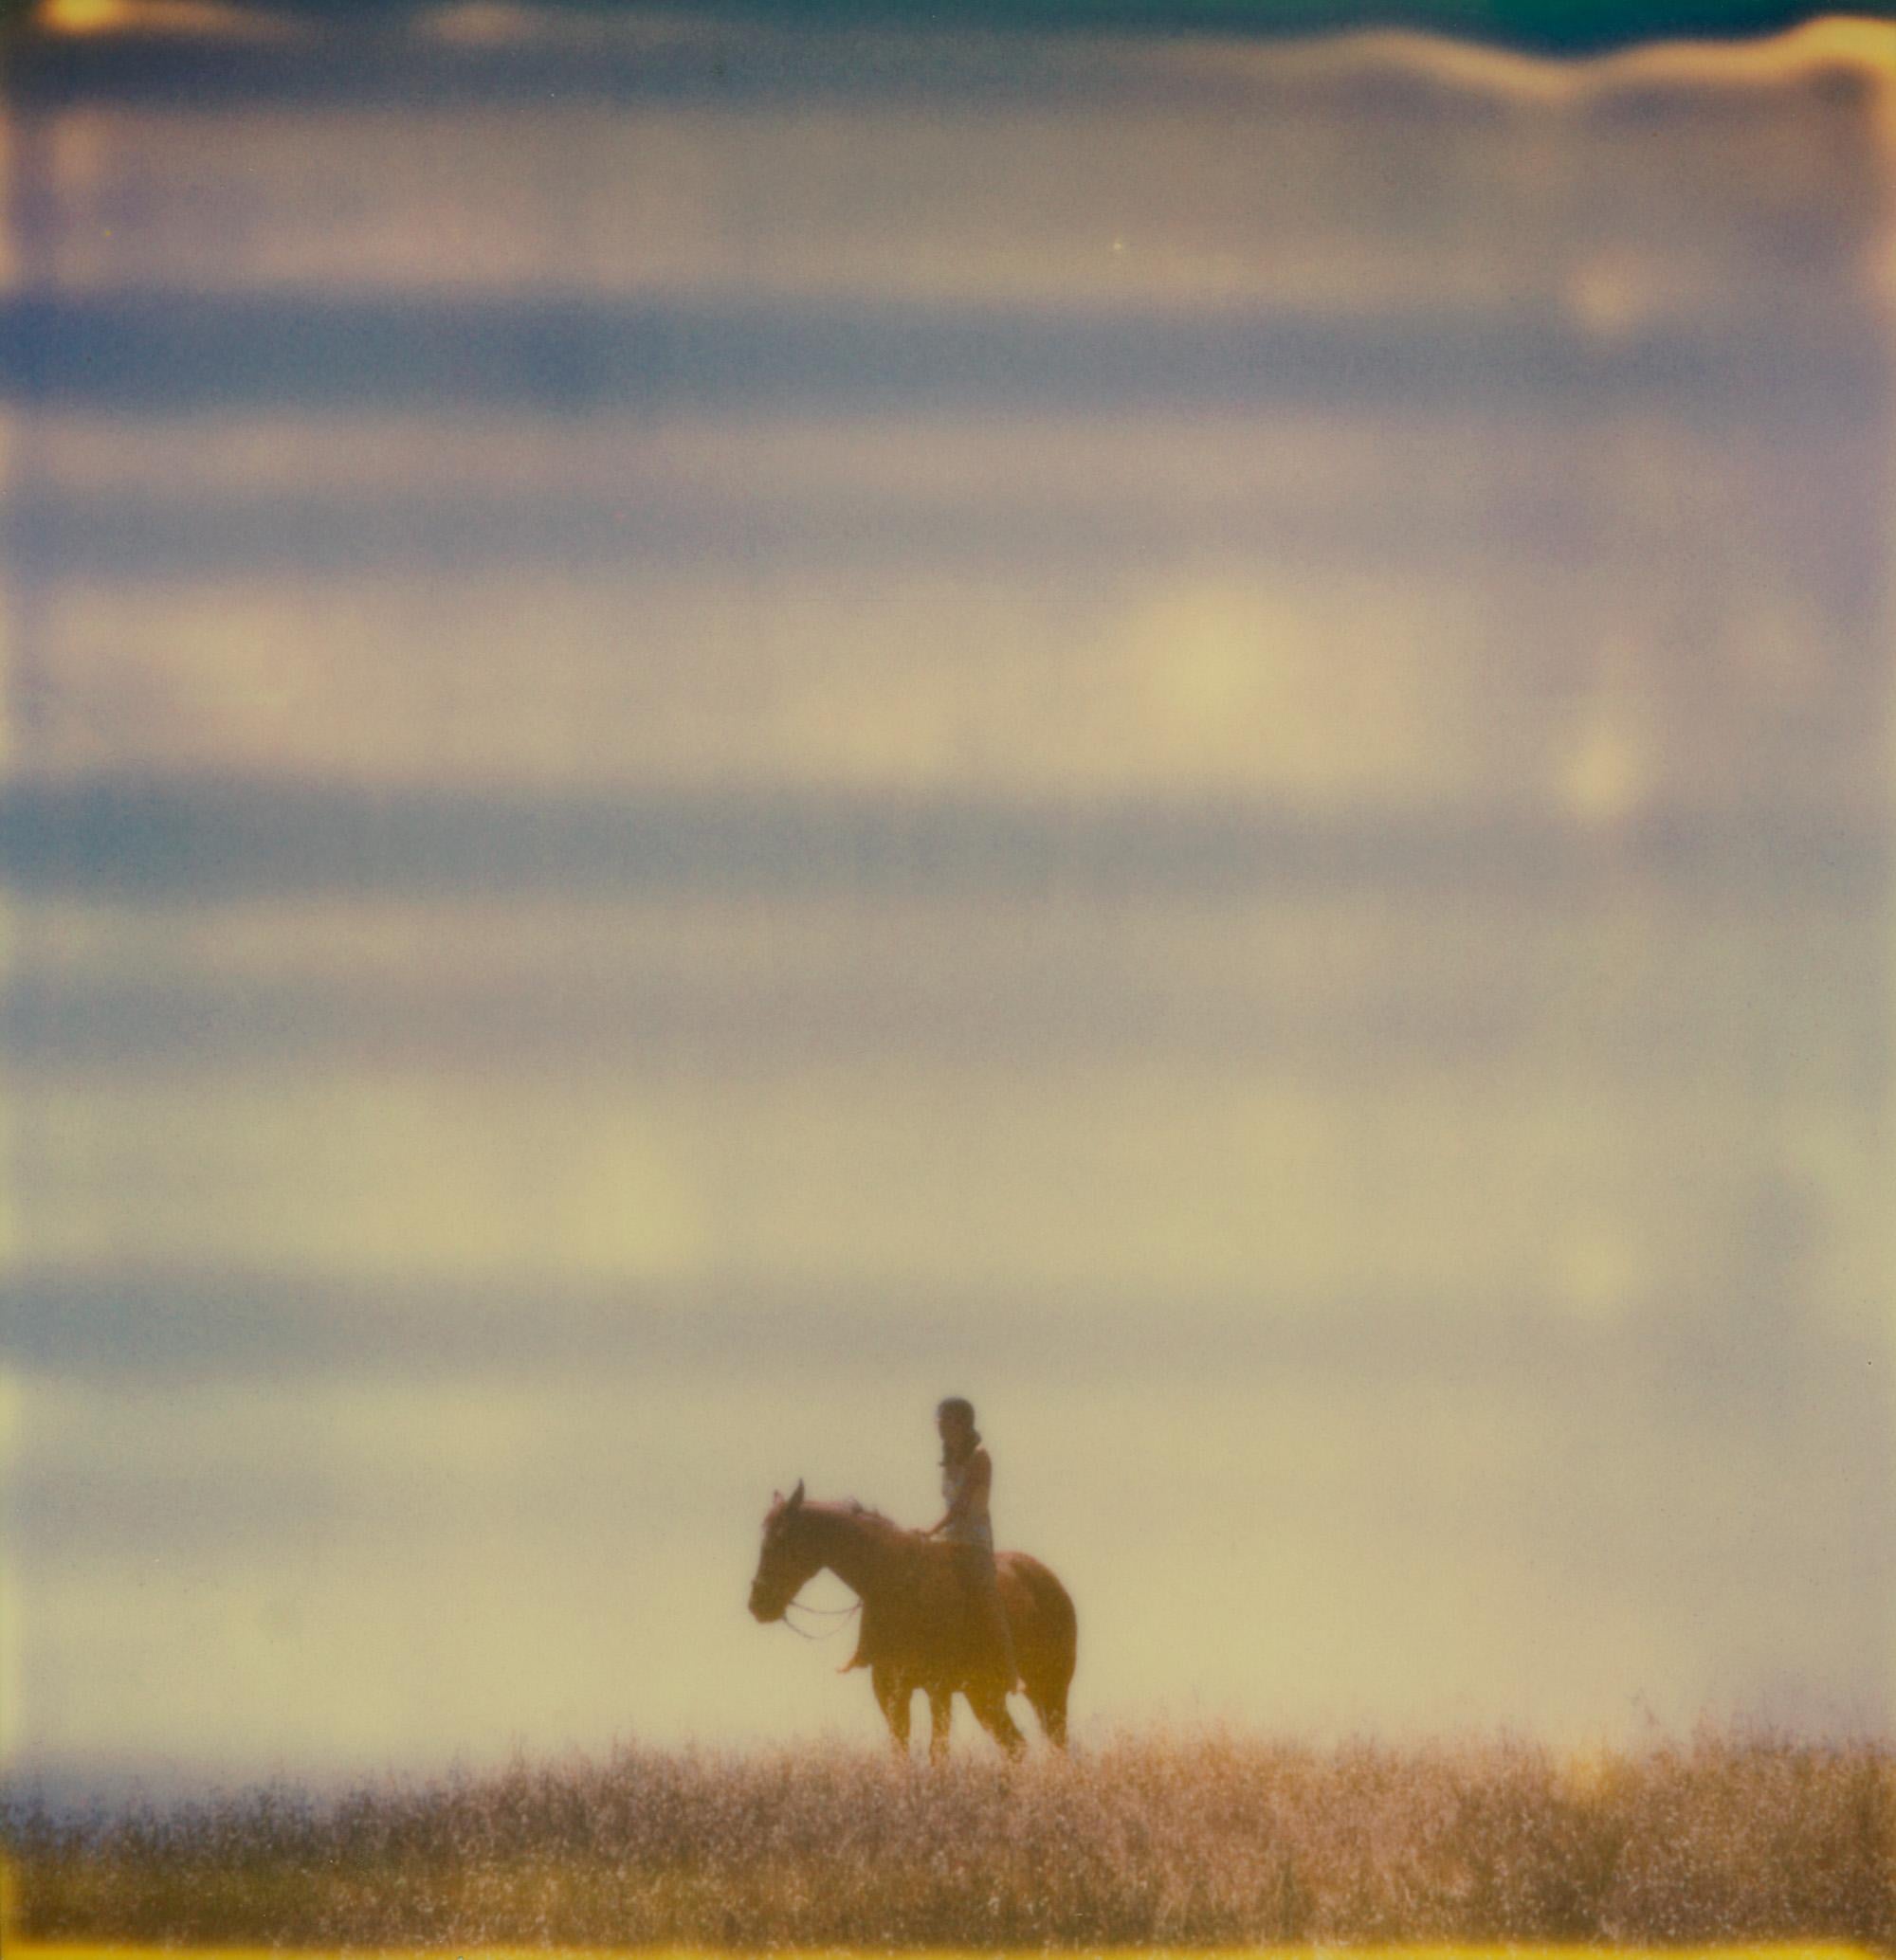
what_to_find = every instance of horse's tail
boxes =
[1041,1566,1078,1686]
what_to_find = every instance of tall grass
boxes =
[7,1724,1891,1949]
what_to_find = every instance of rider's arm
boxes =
[925,1451,990,1535]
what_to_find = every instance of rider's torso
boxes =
[940,1451,994,1551]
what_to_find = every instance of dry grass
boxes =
[6,1724,1891,1950]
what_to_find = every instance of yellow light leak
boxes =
[1218,12,1896,105]
[3,1947,1888,1960]
[37,0,136,30]
[36,0,302,38]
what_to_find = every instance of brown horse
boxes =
[748,1480,1077,1759]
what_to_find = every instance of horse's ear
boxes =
[771,1488,782,1506]
[789,1479,805,1509]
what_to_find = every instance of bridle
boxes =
[782,1593,861,1641]
[758,1517,860,1641]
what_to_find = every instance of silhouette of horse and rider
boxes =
[748,1397,1077,1759]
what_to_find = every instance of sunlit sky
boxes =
[2,5,1893,1797]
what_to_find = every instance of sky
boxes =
[2,3,1893,1798]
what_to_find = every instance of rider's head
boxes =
[937,1396,979,1457]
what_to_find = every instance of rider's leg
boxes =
[958,1542,1019,1694]
[984,1567,1020,1694]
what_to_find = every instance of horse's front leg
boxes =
[873,1664,912,1756]
[927,1687,953,1764]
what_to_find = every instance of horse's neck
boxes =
[811,1508,898,1603]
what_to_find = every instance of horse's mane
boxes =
[811,1499,929,1674]
[811,1496,921,1542]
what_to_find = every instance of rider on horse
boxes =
[923,1396,1021,1695]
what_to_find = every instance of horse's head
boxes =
[748,1479,819,1623]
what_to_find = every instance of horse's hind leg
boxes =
[1027,1675,1069,1750]
[874,1666,912,1757]
[968,1684,1027,1759]
[927,1688,953,1764]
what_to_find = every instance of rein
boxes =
[783,1593,862,1640]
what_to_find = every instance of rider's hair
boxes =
[937,1396,980,1460]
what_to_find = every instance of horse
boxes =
[748,1479,1077,1760]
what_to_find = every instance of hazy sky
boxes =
[3,5,1893,1796]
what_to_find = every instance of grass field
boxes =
[3,1947,1888,1960]
[6,1729,1891,1951]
